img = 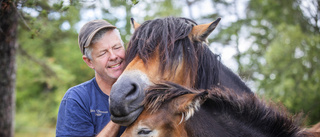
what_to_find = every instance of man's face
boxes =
[89,29,126,82]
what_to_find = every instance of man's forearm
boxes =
[96,121,121,137]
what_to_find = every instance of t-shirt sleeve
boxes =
[56,97,94,137]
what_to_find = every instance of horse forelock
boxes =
[143,82,194,114]
[206,87,304,136]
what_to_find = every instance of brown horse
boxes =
[109,17,253,126]
[122,82,314,137]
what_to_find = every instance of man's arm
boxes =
[96,121,121,137]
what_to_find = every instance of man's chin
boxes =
[110,71,123,79]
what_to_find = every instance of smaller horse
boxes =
[122,82,314,137]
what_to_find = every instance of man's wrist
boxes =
[96,121,121,137]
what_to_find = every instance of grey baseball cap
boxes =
[78,19,116,55]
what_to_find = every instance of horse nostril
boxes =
[126,83,138,98]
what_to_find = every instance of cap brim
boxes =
[83,25,117,49]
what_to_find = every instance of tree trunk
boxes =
[0,1,18,137]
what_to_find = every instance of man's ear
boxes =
[83,55,94,69]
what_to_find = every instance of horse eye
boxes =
[137,128,152,135]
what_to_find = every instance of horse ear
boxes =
[175,91,208,121]
[130,18,140,30]
[189,18,221,42]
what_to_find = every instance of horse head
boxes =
[109,17,221,126]
[121,82,208,137]
[122,82,310,137]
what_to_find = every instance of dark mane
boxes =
[195,45,220,89]
[143,82,196,113]
[205,87,304,137]
[126,17,221,88]
[144,82,305,136]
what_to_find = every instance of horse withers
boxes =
[122,82,315,137]
[109,17,253,126]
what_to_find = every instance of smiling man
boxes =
[56,20,126,137]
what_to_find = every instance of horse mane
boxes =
[143,82,197,113]
[126,17,221,88]
[144,82,306,136]
[206,87,305,137]
[195,44,220,89]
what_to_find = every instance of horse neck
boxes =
[184,107,268,137]
[218,64,252,94]
[184,103,304,137]
[186,91,304,137]
[195,45,252,94]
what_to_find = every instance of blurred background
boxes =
[1,0,319,136]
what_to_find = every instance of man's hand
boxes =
[96,121,121,137]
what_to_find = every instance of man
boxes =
[56,20,126,137]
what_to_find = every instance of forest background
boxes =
[0,0,319,136]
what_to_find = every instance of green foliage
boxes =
[208,0,319,125]
[15,0,93,133]
[131,0,139,5]
[239,0,320,125]
[143,0,182,20]
[260,24,320,124]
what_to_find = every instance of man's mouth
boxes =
[108,61,122,68]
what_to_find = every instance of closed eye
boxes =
[137,128,152,135]
[114,46,121,50]
[98,51,107,57]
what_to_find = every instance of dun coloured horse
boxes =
[110,17,253,126]
[122,82,316,137]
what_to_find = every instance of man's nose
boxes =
[109,50,117,60]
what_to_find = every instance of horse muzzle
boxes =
[109,70,151,126]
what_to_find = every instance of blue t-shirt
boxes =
[56,78,126,137]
